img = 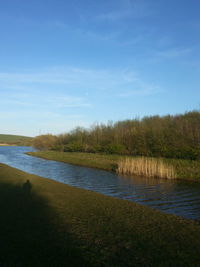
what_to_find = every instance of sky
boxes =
[0,0,200,136]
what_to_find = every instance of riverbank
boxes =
[0,163,200,266]
[0,143,16,146]
[28,151,200,181]
[0,134,32,146]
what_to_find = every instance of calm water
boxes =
[0,146,200,221]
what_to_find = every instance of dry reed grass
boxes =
[117,157,177,179]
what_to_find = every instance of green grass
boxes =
[0,163,200,266]
[164,157,200,181]
[28,151,200,181]
[28,151,119,171]
[0,134,32,145]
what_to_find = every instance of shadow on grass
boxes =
[0,181,89,267]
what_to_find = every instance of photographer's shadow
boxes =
[0,180,88,267]
[22,179,32,195]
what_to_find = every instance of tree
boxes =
[32,134,58,150]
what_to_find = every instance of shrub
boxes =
[104,143,127,154]
[63,142,85,152]
[33,134,58,150]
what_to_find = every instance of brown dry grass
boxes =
[117,157,177,179]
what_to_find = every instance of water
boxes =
[0,146,200,221]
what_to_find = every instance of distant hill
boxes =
[0,134,32,146]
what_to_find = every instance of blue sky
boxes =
[0,0,200,136]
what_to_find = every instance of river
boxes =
[0,146,200,221]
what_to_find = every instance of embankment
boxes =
[0,163,200,266]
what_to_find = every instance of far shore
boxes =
[0,143,16,146]
[27,151,200,182]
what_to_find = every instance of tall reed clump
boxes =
[117,157,177,179]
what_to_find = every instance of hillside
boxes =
[0,134,32,146]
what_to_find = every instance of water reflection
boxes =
[0,146,200,221]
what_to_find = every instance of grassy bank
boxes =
[0,134,32,146]
[28,151,119,171]
[0,163,200,266]
[28,151,200,181]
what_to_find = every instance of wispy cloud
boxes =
[96,9,131,21]
[47,96,92,108]
[144,46,194,65]
[96,0,152,21]
[0,91,91,110]
[0,110,89,136]
[118,73,161,97]
[84,30,120,42]
[0,111,84,120]
[0,66,161,100]
[155,48,192,59]
[48,21,69,29]
[156,36,173,48]
[0,66,162,135]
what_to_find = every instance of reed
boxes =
[117,157,177,179]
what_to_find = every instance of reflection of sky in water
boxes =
[0,146,200,221]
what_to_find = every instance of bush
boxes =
[163,147,200,160]
[104,143,126,154]
[50,145,65,152]
[33,134,58,150]
[63,142,85,152]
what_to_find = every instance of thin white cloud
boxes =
[84,30,120,42]
[96,0,152,21]
[155,48,192,59]
[0,66,162,115]
[118,77,161,97]
[0,110,89,136]
[156,36,173,48]
[118,34,146,46]
[0,66,163,136]
[119,87,161,97]
[0,67,111,91]
[47,96,92,108]
[0,111,84,120]
[48,21,69,29]
[97,10,131,21]
[143,46,194,65]
[0,91,91,109]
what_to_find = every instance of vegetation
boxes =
[0,134,32,146]
[0,163,200,266]
[41,111,200,160]
[28,151,200,181]
[32,134,58,150]
[27,151,119,171]
[117,157,176,179]
[30,111,200,180]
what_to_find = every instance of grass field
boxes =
[0,163,200,266]
[28,151,200,181]
[0,134,32,145]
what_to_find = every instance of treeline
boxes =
[33,111,200,160]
